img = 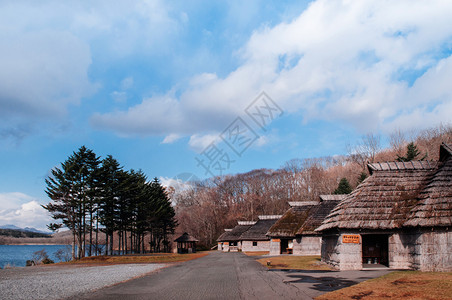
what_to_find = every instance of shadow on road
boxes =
[267,268,392,297]
[283,273,359,292]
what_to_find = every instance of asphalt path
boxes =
[76,252,391,300]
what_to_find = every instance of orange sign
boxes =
[272,239,281,242]
[342,235,360,244]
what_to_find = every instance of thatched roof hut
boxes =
[297,195,345,235]
[404,143,452,227]
[267,202,318,237]
[240,215,281,241]
[318,143,452,271]
[317,161,438,231]
[217,221,255,242]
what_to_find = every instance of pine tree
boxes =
[333,177,353,194]
[43,146,100,259]
[357,172,368,185]
[397,142,426,161]
[44,147,179,256]
[97,155,123,255]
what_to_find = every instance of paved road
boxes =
[76,252,391,300]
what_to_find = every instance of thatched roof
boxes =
[174,232,199,242]
[319,195,348,201]
[405,143,452,227]
[217,223,253,242]
[240,215,281,241]
[368,160,437,172]
[297,195,345,235]
[317,143,452,231]
[267,202,317,237]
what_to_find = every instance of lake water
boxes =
[0,245,70,268]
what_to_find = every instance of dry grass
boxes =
[57,251,209,266]
[243,251,269,256]
[257,255,332,271]
[316,271,452,300]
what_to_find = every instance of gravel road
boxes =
[0,263,166,300]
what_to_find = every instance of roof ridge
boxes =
[368,160,438,172]
[319,194,347,201]
[238,221,256,225]
[258,215,282,220]
[288,201,319,207]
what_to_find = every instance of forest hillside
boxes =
[172,124,452,247]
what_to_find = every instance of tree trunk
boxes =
[96,218,99,256]
[72,231,76,260]
[110,233,114,256]
[89,211,93,256]
[105,232,109,256]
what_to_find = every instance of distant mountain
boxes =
[0,225,50,235]
[0,224,22,230]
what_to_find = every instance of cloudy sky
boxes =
[1,0,451,231]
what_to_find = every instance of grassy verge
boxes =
[257,255,332,271]
[243,251,269,256]
[58,251,209,265]
[316,271,452,300]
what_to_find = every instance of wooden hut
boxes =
[295,195,345,255]
[240,215,282,253]
[266,196,343,255]
[267,201,318,255]
[174,232,199,254]
[217,221,255,252]
[317,143,452,271]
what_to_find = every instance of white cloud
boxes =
[92,0,452,138]
[92,94,187,136]
[160,176,194,192]
[110,77,135,103]
[120,77,134,90]
[0,0,179,142]
[0,192,35,211]
[254,136,269,147]
[188,133,219,153]
[111,91,127,103]
[0,29,94,126]
[0,193,51,231]
[162,133,182,144]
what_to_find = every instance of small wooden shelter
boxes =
[317,143,452,271]
[174,232,199,254]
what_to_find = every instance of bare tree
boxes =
[389,128,407,157]
[347,133,381,170]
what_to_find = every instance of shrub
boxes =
[26,260,35,267]
[31,249,52,265]
[41,258,54,264]
[55,245,72,262]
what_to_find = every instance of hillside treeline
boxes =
[0,229,50,238]
[43,146,177,259]
[173,124,452,247]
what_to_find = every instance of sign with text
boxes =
[342,235,360,244]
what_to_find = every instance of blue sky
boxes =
[1,0,452,231]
